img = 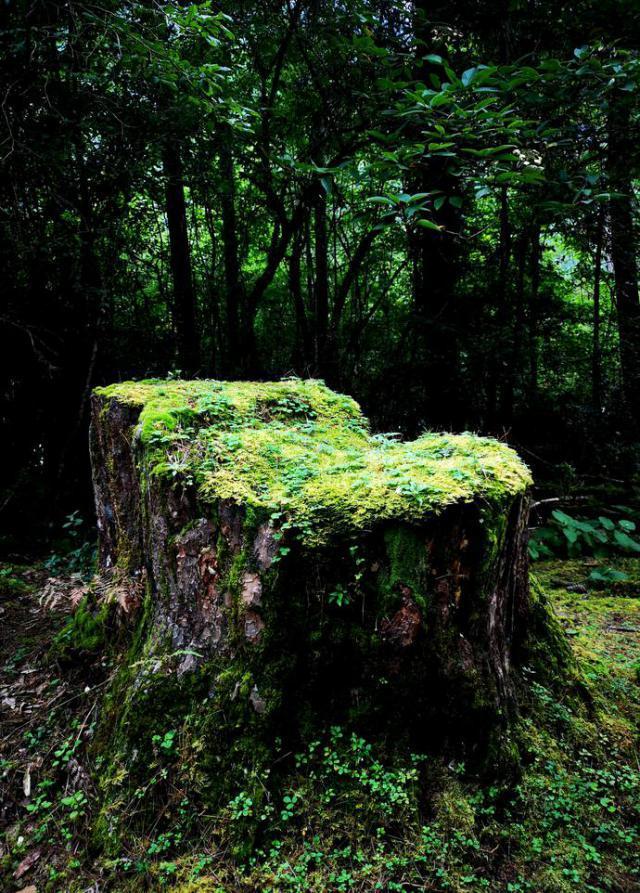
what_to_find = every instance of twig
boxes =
[530,496,591,510]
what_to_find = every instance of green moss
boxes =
[0,563,34,596]
[95,378,531,546]
[53,596,111,655]
[377,526,430,612]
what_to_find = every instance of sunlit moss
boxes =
[95,378,531,545]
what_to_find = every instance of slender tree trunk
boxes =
[219,130,243,374]
[314,189,329,376]
[290,228,311,372]
[592,208,604,411]
[202,198,219,376]
[529,224,541,402]
[607,93,640,430]
[163,140,199,375]
[57,135,103,486]
[492,187,512,427]
[411,0,462,429]
[410,163,461,428]
[501,225,528,426]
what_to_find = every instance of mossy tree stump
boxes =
[90,379,532,776]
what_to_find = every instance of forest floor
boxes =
[0,557,638,893]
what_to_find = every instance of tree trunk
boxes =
[607,93,640,431]
[219,129,243,374]
[314,189,329,375]
[592,208,604,411]
[496,188,513,426]
[163,140,199,375]
[290,228,311,371]
[529,224,541,402]
[89,380,535,776]
[410,1,462,429]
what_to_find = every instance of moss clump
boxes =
[0,563,34,596]
[94,378,531,546]
[53,596,111,657]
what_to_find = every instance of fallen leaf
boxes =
[14,848,41,879]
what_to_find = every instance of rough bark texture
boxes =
[89,383,532,773]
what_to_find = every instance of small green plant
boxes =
[152,729,178,755]
[228,791,254,820]
[529,508,640,560]
[0,564,31,595]
[587,566,629,584]
[327,584,351,607]
[52,733,81,769]
[45,510,96,577]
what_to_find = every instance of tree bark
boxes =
[529,223,541,402]
[314,188,329,375]
[90,384,535,769]
[410,1,463,429]
[592,208,604,411]
[607,93,640,431]
[219,129,243,374]
[163,140,199,375]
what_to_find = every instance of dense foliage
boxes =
[2,0,640,546]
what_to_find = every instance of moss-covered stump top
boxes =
[95,379,531,545]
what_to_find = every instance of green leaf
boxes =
[552,509,579,527]
[588,568,629,584]
[613,530,640,553]
[461,67,478,87]
[367,196,397,206]
[415,219,444,231]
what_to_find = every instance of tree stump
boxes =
[89,379,532,777]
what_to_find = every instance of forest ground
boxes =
[0,556,639,893]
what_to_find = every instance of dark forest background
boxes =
[2,0,640,551]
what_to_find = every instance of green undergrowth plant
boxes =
[529,506,640,568]
[3,555,640,893]
[45,510,97,578]
[0,563,33,596]
[53,595,112,657]
[80,560,636,893]
[91,697,639,893]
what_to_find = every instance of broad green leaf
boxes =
[613,530,640,552]
[416,219,444,231]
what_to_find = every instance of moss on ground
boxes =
[0,563,34,597]
[95,378,531,545]
[534,559,640,740]
[53,596,111,656]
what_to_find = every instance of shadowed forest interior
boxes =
[3,0,640,549]
[3,5,640,893]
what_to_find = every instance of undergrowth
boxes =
[1,557,639,892]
